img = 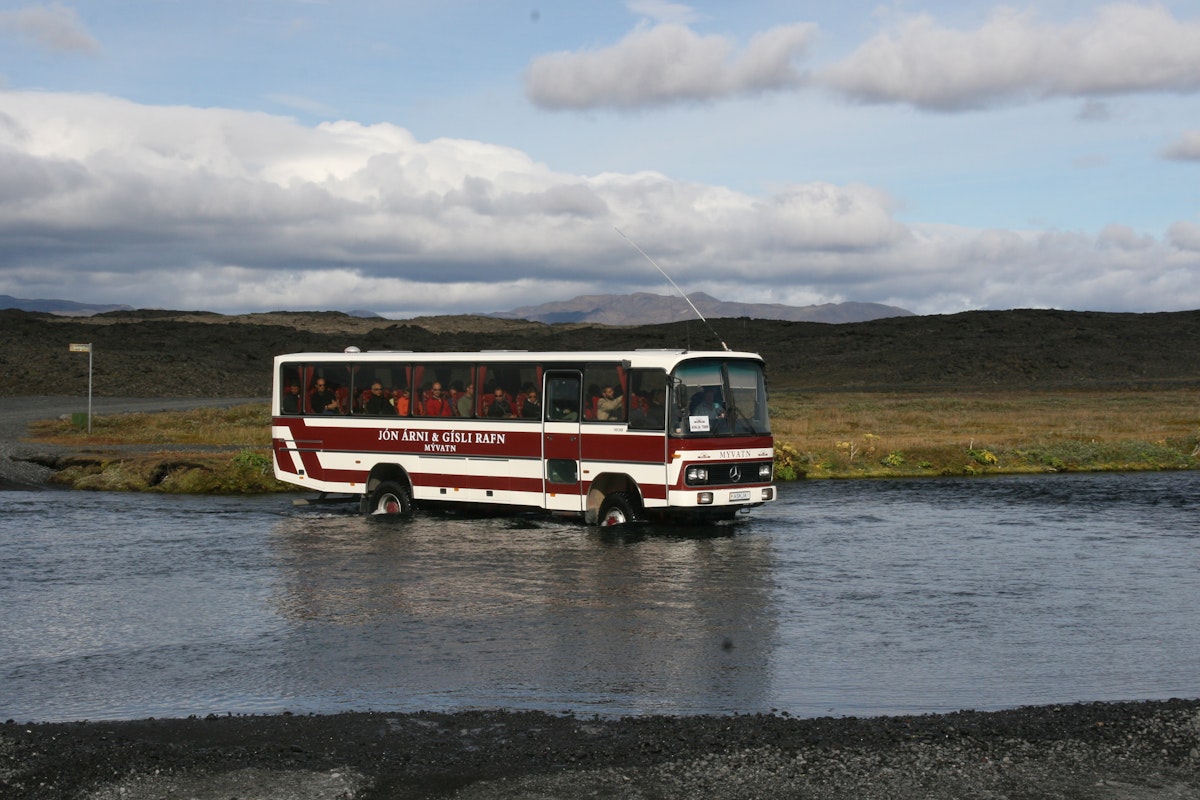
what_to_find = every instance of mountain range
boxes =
[487,292,912,325]
[0,292,911,325]
[0,294,133,316]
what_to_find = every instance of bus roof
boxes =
[273,349,764,368]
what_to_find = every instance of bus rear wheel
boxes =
[369,481,413,516]
[598,492,638,526]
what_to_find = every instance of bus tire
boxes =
[598,492,638,526]
[369,481,413,517]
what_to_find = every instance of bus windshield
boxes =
[670,358,770,437]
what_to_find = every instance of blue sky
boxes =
[1,0,1198,316]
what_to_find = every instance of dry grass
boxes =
[27,403,271,447]
[771,389,1199,451]
[770,388,1200,477]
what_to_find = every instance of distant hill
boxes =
[6,306,1199,398]
[489,292,913,325]
[0,294,132,316]
[1,292,907,324]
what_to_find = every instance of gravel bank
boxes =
[2,701,1198,799]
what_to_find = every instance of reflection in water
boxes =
[269,511,777,714]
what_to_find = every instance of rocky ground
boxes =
[4,307,1200,397]
[3,701,1199,799]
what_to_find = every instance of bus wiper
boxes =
[724,401,759,435]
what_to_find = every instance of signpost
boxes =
[69,343,93,433]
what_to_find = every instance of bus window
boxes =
[412,363,472,417]
[628,369,667,430]
[584,364,625,422]
[725,361,771,434]
[480,362,539,420]
[307,363,351,414]
[669,359,770,436]
[546,375,580,421]
[671,361,722,434]
[279,364,303,414]
[352,363,411,416]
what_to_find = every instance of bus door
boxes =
[542,370,583,512]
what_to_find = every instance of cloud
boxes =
[0,91,1197,316]
[524,21,815,110]
[1162,130,1200,161]
[819,3,1200,111]
[0,2,100,55]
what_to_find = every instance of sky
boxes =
[1,0,1198,318]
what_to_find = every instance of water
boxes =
[2,472,1198,723]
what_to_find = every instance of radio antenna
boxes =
[614,227,729,351]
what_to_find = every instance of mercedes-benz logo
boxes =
[728,465,741,483]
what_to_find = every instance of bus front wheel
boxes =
[598,492,638,526]
[369,481,413,517]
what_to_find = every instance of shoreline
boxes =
[0,396,264,491]
[4,700,1198,799]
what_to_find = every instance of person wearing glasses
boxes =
[520,389,542,419]
[310,379,340,414]
[363,382,392,415]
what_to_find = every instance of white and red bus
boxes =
[270,348,775,524]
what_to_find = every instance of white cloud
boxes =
[1162,129,1200,161]
[524,21,815,110]
[0,2,100,55]
[819,3,1200,111]
[0,90,1197,316]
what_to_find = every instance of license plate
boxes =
[729,490,751,501]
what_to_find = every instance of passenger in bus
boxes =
[424,383,454,416]
[310,380,340,414]
[394,388,410,416]
[596,385,624,421]
[281,384,301,414]
[520,389,541,419]
[456,383,475,417]
[487,387,514,418]
[551,398,578,421]
[363,382,392,415]
[630,389,665,429]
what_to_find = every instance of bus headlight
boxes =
[686,466,708,484]
[759,463,773,480]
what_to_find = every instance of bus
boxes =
[270,348,775,524]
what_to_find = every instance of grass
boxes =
[21,391,1200,492]
[29,403,270,447]
[27,403,291,494]
[771,388,1200,478]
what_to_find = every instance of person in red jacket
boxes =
[424,382,453,416]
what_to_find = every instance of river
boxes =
[2,471,1197,723]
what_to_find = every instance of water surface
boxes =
[2,472,1197,722]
